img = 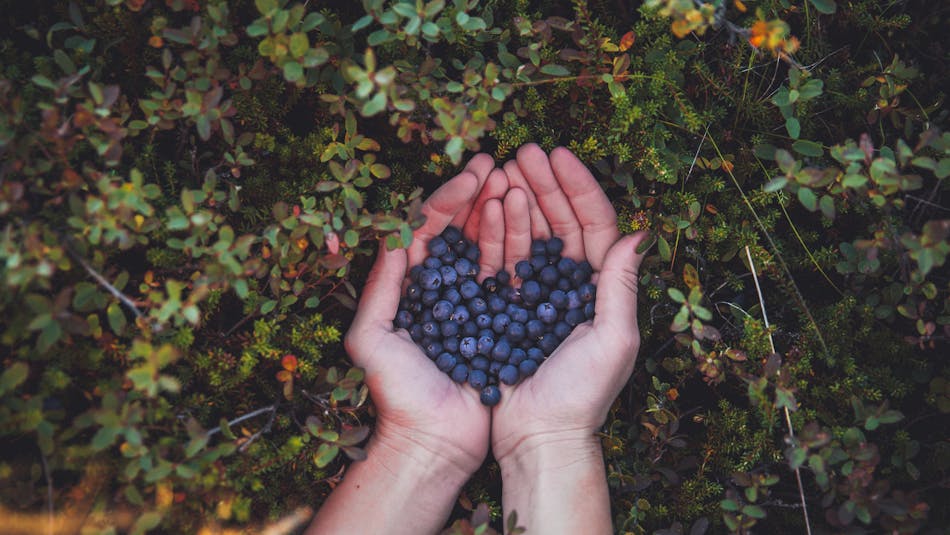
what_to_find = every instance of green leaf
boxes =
[720,499,739,512]
[792,139,823,157]
[107,302,127,334]
[797,187,817,211]
[819,195,835,219]
[314,443,340,468]
[785,117,801,139]
[775,149,796,174]
[742,504,766,519]
[289,33,309,57]
[360,92,387,116]
[668,288,686,303]
[283,61,303,82]
[540,63,570,76]
[130,511,163,535]
[764,176,788,192]
[808,0,837,14]
[0,362,29,395]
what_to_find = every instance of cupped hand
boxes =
[345,154,504,474]
[489,145,649,461]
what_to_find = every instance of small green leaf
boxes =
[0,362,29,395]
[808,0,837,14]
[540,63,570,76]
[314,443,340,468]
[130,511,163,535]
[107,302,127,334]
[283,61,303,82]
[797,187,817,211]
[792,139,823,157]
[785,117,801,139]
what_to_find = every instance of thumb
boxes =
[592,232,649,353]
[348,241,407,345]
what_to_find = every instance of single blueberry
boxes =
[439,265,458,287]
[554,321,572,341]
[566,290,583,309]
[423,256,442,270]
[469,297,488,315]
[519,359,539,376]
[526,319,545,339]
[482,277,498,293]
[540,265,560,287]
[499,285,518,303]
[475,312,493,329]
[422,321,439,338]
[578,283,596,303]
[480,385,501,406]
[460,337,478,359]
[492,313,512,334]
[452,240,468,254]
[419,269,442,291]
[478,328,495,340]
[450,304,471,323]
[450,363,469,383]
[546,236,564,256]
[440,321,459,337]
[489,361,504,375]
[521,280,542,305]
[527,347,545,362]
[507,321,526,342]
[530,254,548,272]
[409,265,424,282]
[515,260,533,279]
[424,340,443,358]
[455,258,477,278]
[469,369,488,389]
[508,348,527,366]
[441,226,462,244]
[394,310,413,330]
[433,300,454,321]
[565,308,586,327]
[443,287,462,305]
[584,302,595,319]
[557,257,577,276]
[436,352,457,372]
[491,339,512,361]
[496,270,511,286]
[443,336,460,353]
[498,364,520,385]
[428,236,449,257]
[459,279,480,300]
[440,250,457,265]
[488,294,506,314]
[557,277,572,291]
[406,283,422,301]
[536,302,557,324]
[462,321,479,337]
[421,309,434,323]
[539,333,559,355]
[477,335,495,355]
[471,356,490,372]
[421,289,440,306]
[549,289,568,310]
[530,239,547,256]
[409,324,424,342]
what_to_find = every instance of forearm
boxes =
[498,431,611,534]
[307,433,472,534]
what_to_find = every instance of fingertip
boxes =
[465,153,495,181]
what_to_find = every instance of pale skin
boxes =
[307,145,648,534]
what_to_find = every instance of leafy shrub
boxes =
[0,0,946,532]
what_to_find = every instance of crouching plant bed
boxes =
[0,0,946,533]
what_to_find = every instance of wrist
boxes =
[495,428,602,477]
[373,418,483,483]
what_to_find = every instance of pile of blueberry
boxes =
[395,226,596,406]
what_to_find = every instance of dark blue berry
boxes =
[443,287,462,305]
[530,254,548,272]
[455,258,477,278]
[539,333,559,355]
[496,270,511,286]
[409,324,424,342]
[546,236,564,255]
[439,265,458,287]
[521,280,542,305]
[480,385,501,406]
[440,321,459,337]
[527,347,545,361]
[469,297,488,315]
[406,283,422,301]
[476,313,493,329]
[515,260,533,279]
[443,336,460,353]
[491,339,512,361]
[498,364,520,385]
[565,308,586,327]
[509,348,527,365]
[409,265,424,282]
[421,289,440,306]
[489,361,503,375]
[540,265,559,286]
[549,290,568,310]
[450,304,470,323]
[419,269,442,291]
[394,310,413,330]
[578,283,596,303]
[436,352,457,372]
[530,239,546,256]
[424,340,443,358]
[488,294,506,314]
[519,359,539,376]
[482,277,498,293]
[462,321,478,337]
[557,257,577,276]
[471,356,490,372]
[422,321,439,338]
[428,236,449,257]
[526,319,545,339]
[460,337,477,359]
[507,321,526,342]
[567,290,582,309]
[450,363,469,382]
[432,300,453,321]
[554,321,572,341]
[584,302,595,319]
[459,279,480,299]
[536,302,557,324]
[492,313,511,334]
[477,335,495,355]
[464,243,480,262]
[441,226,462,244]
[424,256,442,270]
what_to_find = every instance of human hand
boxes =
[345,153,505,475]
[490,144,648,458]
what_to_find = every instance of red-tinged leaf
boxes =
[281,354,298,371]
[338,425,370,446]
[318,253,349,270]
[342,446,367,461]
[619,31,636,51]
[325,232,340,254]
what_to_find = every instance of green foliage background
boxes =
[0,0,947,532]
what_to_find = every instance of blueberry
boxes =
[578,283,596,303]
[409,324,424,342]
[450,363,469,382]
[515,260,533,279]
[508,348,527,365]
[557,277,572,291]
[440,321,459,337]
[441,226,462,244]
[539,333,559,355]
[439,265,458,287]
[455,258,477,278]
[460,337,477,359]
[482,277,498,293]
[462,321,478,337]
[409,265,424,282]
[536,302,557,324]
[499,285,518,303]
[527,347,545,362]
[540,265,559,287]
[422,321,439,338]
[443,287,462,305]
[424,256,442,270]
[433,300,454,321]
[452,239,468,254]
[436,352,457,372]
[450,304,470,323]
[394,310,413,330]
[526,319,545,339]
[443,336,460,353]
[519,359,539,376]
[421,289,440,306]
[471,356,490,372]
[521,280,542,305]
[557,257,577,276]
[406,283,422,301]
[549,289,568,310]
[498,364,520,385]
[469,297,488,315]
[488,294,507,314]
[530,254,548,272]
[546,236,564,255]
[440,250,457,265]
[554,321,572,341]
[477,335,495,355]
[492,313,511,334]
[584,302,595,319]
[530,239,547,256]
[489,361,503,375]
[480,384,501,406]
[421,308,435,323]
[424,340,443,358]
[496,270,511,286]
[419,269,442,291]
[565,308,586,327]
[507,321,526,342]
[491,339,512,361]
[566,290,582,309]
[459,279,480,299]
[428,236,449,257]
[478,328,494,340]
[476,313,493,329]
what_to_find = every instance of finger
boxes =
[461,168,508,242]
[347,242,408,357]
[591,232,649,366]
[449,153,496,227]
[503,159,550,239]
[407,171,479,267]
[502,188,532,275]
[515,144,584,260]
[549,147,620,270]
[477,199,505,280]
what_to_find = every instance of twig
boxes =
[238,404,279,452]
[205,404,277,439]
[68,247,144,319]
[745,246,813,535]
[40,448,53,535]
